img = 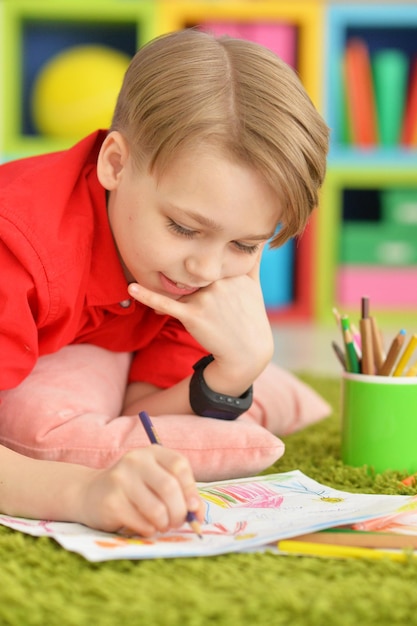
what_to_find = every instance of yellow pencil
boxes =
[406,361,417,377]
[277,540,411,562]
[393,333,417,377]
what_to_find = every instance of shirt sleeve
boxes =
[128,316,208,388]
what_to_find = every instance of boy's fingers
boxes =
[155,448,203,519]
[141,446,202,525]
[128,283,184,317]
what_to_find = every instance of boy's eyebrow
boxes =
[179,208,222,231]
[174,207,276,240]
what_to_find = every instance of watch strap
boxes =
[189,354,253,420]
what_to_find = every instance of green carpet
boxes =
[2,375,417,626]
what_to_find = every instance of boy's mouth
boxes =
[159,273,200,296]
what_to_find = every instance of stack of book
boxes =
[344,38,417,148]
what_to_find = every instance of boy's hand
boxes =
[78,446,204,536]
[128,257,273,395]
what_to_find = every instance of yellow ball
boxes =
[31,45,131,138]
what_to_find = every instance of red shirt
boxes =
[0,131,205,390]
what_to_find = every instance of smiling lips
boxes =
[159,273,201,296]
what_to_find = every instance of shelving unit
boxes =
[2,0,417,324]
[317,166,417,326]
[317,3,417,326]
[0,0,155,158]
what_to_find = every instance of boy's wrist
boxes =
[189,354,253,420]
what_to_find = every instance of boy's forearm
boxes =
[0,445,92,522]
[123,377,193,416]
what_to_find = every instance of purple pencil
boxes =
[138,411,202,538]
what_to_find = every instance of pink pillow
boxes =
[249,362,332,436]
[0,345,330,482]
[133,415,285,481]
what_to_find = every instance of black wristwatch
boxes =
[189,354,253,420]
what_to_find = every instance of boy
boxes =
[0,30,329,530]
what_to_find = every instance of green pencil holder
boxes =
[341,372,417,474]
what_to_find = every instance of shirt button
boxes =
[119,299,132,308]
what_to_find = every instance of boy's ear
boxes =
[97,131,129,190]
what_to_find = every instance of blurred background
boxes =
[1,0,416,373]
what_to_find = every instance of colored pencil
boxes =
[361,296,370,320]
[370,315,385,372]
[393,333,417,377]
[341,316,360,374]
[359,319,374,374]
[333,308,360,362]
[351,322,362,353]
[286,529,417,550]
[277,539,411,562]
[138,411,202,538]
[378,329,406,376]
[331,340,347,370]
[359,296,375,375]
[406,361,417,377]
[332,307,342,328]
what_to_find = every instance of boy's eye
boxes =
[233,241,260,255]
[167,218,260,254]
[167,219,197,238]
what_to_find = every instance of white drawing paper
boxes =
[0,470,415,562]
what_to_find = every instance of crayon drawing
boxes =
[0,470,414,562]
[354,496,417,534]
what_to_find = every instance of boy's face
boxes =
[101,134,280,299]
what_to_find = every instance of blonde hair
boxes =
[111,29,329,247]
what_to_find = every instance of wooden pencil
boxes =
[378,329,406,376]
[359,296,374,375]
[370,316,385,371]
[360,318,375,374]
[288,529,417,550]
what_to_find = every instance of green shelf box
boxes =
[340,222,417,265]
[381,188,417,225]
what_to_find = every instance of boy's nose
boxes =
[185,253,224,283]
